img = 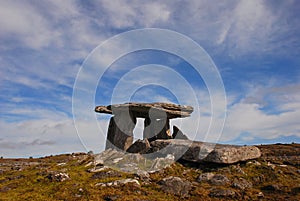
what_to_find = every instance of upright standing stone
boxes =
[143,117,152,140]
[144,118,171,142]
[172,125,189,140]
[105,114,136,150]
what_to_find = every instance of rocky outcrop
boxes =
[126,139,151,153]
[95,178,140,187]
[1,143,299,200]
[46,172,70,182]
[90,149,174,173]
[159,176,192,197]
[198,173,230,185]
[232,178,253,190]
[148,139,261,164]
[209,188,237,198]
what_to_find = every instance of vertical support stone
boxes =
[143,117,152,140]
[155,118,171,140]
[105,114,136,151]
[144,118,171,142]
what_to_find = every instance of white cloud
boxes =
[0,0,299,157]
[0,117,110,158]
[222,83,300,142]
[100,0,170,28]
[0,1,61,49]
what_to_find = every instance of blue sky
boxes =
[1,0,300,157]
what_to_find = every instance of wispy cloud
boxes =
[0,0,299,157]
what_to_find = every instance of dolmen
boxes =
[95,102,193,150]
[95,102,261,165]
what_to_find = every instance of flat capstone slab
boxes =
[95,102,194,119]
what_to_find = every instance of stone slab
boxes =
[95,102,193,119]
[149,139,261,164]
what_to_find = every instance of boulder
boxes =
[209,188,236,198]
[46,172,70,182]
[159,176,192,197]
[204,145,261,164]
[148,139,261,164]
[95,178,140,187]
[232,178,253,190]
[197,172,215,182]
[91,170,122,180]
[126,139,151,153]
[198,173,230,185]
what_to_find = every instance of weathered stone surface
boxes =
[92,149,174,173]
[135,170,150,181]
[197,172,215,182]
[172,125,189,140]
[148,139,261,164]
[144,118,171,142]
[46,172,70,182]
[105,116,136,150]
[95,178,140,187]
[204,145,261,164]
[209,188,236,198]
[198,173,230,185]
[159,176,192,197]
[91,170,122,180]
[126,139,150,153]
[149,154,175,173]
[148,139,217,161]
[232,178,253,190]
[95,102,193,119]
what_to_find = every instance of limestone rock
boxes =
[46,172,70,182]
[232,178,253,190]
[126,139,150,153]
[134,170,150,181]
[148,139,261,164]
[209,188,236,198]
[197,172,215,182]
[105,116,136,151]
[91,170,122,180]
[95,102,194,119]
[95,178,140,187]
[149,154,175,173]
[198,173,230,185]
[92,149,174,173]
[172,125,189,140]
[204,145,261,164]
[144,118,171,142]
[159,176,192,197]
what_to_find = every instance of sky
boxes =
[1,0,300,158]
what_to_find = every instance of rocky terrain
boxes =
[0,143,299,201]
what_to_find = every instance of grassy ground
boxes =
[0,143,299,201]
